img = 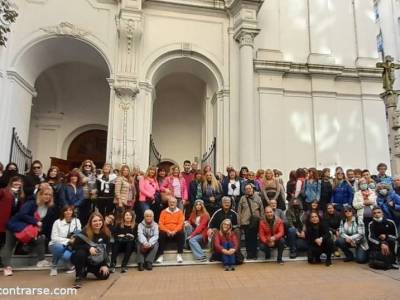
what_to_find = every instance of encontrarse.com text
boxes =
[0,287,77,296]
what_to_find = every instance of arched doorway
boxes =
[14,36,112,170]
[149,56,221,169]
[67,129,107,168]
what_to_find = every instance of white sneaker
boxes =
[50,268,58,276]
[176,254,183,263]
[36,260,52,268]
[156,255,164,264]
[65,265,75,274]
[3,267,13,276]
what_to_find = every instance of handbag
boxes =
[246,197,260,230]
[15,225,39,244]
[15,211,41,244]
[76,233,107,265]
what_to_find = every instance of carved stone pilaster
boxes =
[115,1,143,74]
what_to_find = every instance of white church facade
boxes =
[0,0,392,176]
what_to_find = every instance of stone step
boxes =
[5,248,343,271]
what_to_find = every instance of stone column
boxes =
[226,0,264,170]
[236,31,257,169]
[381,91,400,174]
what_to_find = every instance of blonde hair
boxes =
[169,165,180,176]
[145,166,157,179]
[202,171,221,191]
[36,187,54,207]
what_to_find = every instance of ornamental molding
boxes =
[116,16,142,54]
[6,70,37,96]
[111,76,140,110]
[40,22,90,38]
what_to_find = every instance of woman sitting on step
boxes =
[137,209,159,271]
[110,210,136,273]
[184,199,209,262]
[49,205,81,276]
[71,212,111,289]
[213,219,238,271]
[2,185,55,276]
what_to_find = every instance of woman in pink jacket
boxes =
[138,166,159,220]
[161,165,188,210]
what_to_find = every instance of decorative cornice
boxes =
[112,75,140,110]
[40,22,90,38]
[6,70,37,96]
[254,59,383,80]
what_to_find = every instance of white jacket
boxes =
[49,218,82,246]
[353,190,377,218]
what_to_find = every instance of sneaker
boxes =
[176,254,183,263]
[36,260,52,268]
[277,259,284,265]
[73,277,82,289]
[109,266,116,273]
[3,267,13,276]
[50,268,58,276]
[224,266,229,271]
[156,256,164,264]
[229,266,235,271]
[334,251,341,257]
[121,267,128,273]
[65,266,75,274]
[289,251,297,259]
[198,256,208,262]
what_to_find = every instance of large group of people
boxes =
[0,159,399,288]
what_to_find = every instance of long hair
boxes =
[119,165,132,183]
[169,165,181,177]
[80,159,96,173]
[308,168,319,181]
[190,200,209,220]
[66,170,82,186]
[202,171,221,191]
[145,166,157,179]
[84,212,111,240]
[333,168,349,190]
[7,176,25,199]
[116,210,136,229]
[36,187,54,207]
[59,205,76,220]
[47,166,61,184]
[219,219,233,239]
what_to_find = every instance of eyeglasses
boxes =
[84,164,91,167]
[344,210,352,213]
[33,166,41,169]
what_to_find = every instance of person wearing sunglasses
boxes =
[331,169,354,212]
[26,160,47,195]
[335,206,368,263]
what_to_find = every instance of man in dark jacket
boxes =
[286,198,308,258]
[368,206,398,270]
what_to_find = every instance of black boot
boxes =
[138,263,144,271]
[145,262,153,271]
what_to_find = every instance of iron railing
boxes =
[149,134,162,166]
[9,127,32,174]
[201,137,216,173]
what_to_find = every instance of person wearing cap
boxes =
[258,206,285,263]
[184,199,209,262]
[368,206,398,270]
[213,219,238,271]
[335,206,368,263]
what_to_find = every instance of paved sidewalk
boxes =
[0,261,400,300]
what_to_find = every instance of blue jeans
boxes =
[49,243,72,266]
[222,241,235,266]
[335,238,368,263]
[184,224,205,259]
[287,227,308,252]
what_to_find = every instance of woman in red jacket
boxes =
[0,177,24,251]
[184,199,209,261]
[213,219,238,271]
